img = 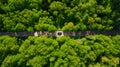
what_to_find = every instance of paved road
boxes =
[0,30,120,37]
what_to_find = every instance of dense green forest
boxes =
[0,0,120,31]
[0,35,120,67]
[0,0,120,67]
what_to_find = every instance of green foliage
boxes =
[14,23,26,31]
[0,0,120,66]
[49,1,66,11]
[0,35,120,67]
[0,36,19,65]
[0,0,119,31]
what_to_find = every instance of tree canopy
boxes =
[0,35,120,67]
[0,0,120,31]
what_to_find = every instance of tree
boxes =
[0,36,19,65]
[14,23,26,32]
[49,1,66,11]
[48,25,57,32]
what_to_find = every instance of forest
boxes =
[0,0,120,67]
[0,0,120,31]
[0,35,120,67]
